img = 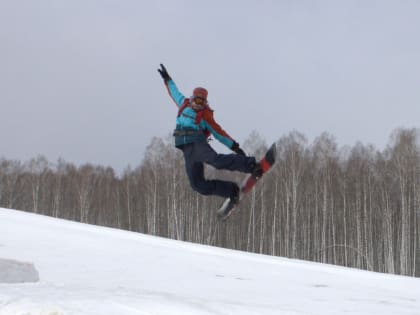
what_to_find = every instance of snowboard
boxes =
[217,142,277,221]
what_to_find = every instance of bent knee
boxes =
[191,179,214,195]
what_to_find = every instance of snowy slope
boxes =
[0,208,419,315]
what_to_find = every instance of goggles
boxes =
[192,96,207,105]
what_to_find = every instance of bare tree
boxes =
[0,159,25,209]
[389,128,419,275]
[312,133,339,263]
[27,155,50,214]
[277,131,308,258]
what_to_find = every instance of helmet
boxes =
[192,87,208,100]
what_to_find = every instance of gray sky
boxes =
[1,0,420,173]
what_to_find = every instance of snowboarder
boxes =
[158,64,262,215]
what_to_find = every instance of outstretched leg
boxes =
[191,141,256,173]
[184,161,237,198]
[181,141,258,199]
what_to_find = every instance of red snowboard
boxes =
[217,143,277,220]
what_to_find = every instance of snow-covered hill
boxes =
[0,208,419,315]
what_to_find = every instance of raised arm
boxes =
[158,64,185,107]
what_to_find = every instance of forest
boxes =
[1,128,419,277]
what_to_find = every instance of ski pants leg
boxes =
[181,141,256,198]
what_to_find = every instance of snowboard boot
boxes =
[217,184,240,220]
[251,162,263,179]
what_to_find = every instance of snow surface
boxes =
[0,208,419,315]
[0,258,39,284]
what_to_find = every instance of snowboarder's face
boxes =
[191,97,207,111]
[193,97,206,105]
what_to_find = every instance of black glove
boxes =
[231,141,246,156]
[157,64,171,82]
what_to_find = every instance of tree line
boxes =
[1,128,419,277]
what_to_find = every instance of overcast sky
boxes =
[1,0,419,173]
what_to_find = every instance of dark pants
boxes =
[180,141,255,198]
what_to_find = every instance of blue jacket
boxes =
[164,79,235,149]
